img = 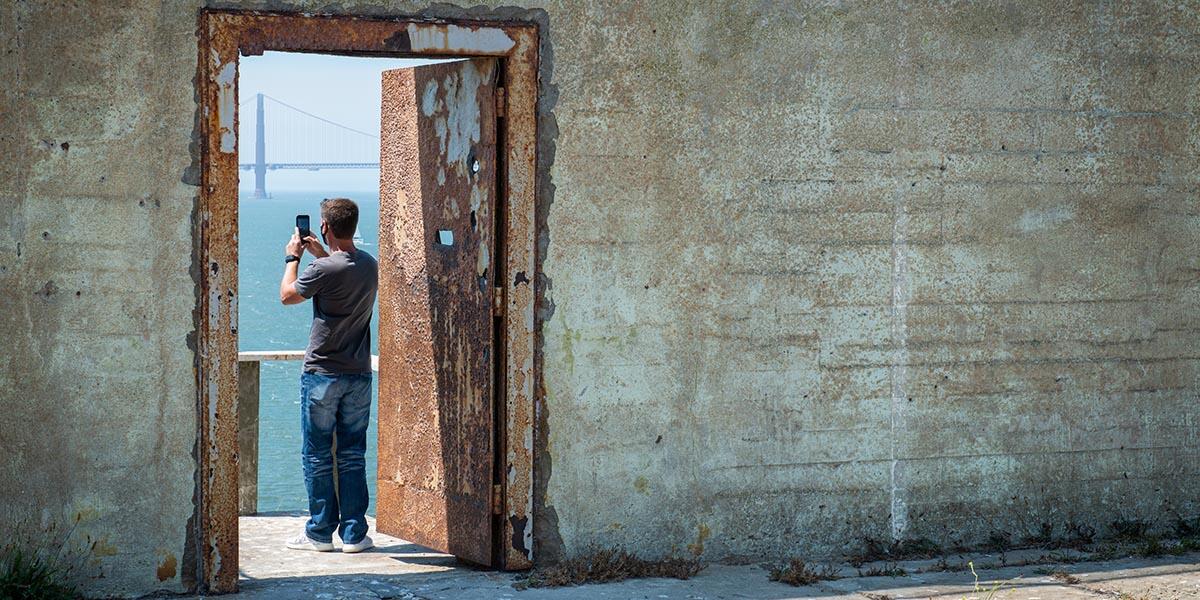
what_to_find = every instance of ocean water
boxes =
[238,190,380,514]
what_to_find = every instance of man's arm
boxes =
[280,229,307,305]
[280,262,305,305]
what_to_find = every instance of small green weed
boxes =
[0,546,80,600]
[960,561,1015,600]
[0,512,97,600]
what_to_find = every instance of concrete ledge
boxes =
[237,351,379,372]
[238,350,305,362]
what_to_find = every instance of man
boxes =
[279,197,378,553]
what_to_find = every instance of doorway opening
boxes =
[233,50,461,583]
[198,11,538,593]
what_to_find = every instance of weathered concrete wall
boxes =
[539,0,1200,562]
[0,1,201,596]
[2,1,1198,596]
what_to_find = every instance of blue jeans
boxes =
[300,371,373,544]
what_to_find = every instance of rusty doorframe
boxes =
[196,10,537,593]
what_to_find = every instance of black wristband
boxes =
[284,255,300,264]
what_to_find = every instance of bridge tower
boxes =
[253,93,268,199]
[237,93,379,181]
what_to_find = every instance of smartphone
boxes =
[296,214,311,241]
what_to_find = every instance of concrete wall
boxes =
[1,1,1198,596]
[0,1,201,596]
[541,0,1200,561]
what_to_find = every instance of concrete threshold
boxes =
[223,514,1200,599]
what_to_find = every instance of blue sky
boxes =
[237,51,455,193]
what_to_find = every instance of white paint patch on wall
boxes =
[889,186,911,542]
[421,79,440,117]
[418,62,485,171]
[444,64,483,166]
[434,115,448,155]
[477,244,490,277]
[1017,206,1074,233]
[215,58,237,153]
[406,23,516,54]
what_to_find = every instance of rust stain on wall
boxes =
[687,524,711,557]
[92,537,118,557]
[156,552,177,582]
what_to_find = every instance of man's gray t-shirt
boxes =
[293,249,378,375]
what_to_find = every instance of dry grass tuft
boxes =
[515,547,704,589]
[768,559,840,586]
[849,536,941,566]
[860,562,908,577]
[1049,570,1080,584]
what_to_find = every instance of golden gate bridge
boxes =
[238,93,380,198]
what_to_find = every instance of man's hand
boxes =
[286,228,305,258]
[303,235,329,258]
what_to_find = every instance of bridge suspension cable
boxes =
[237,92,381,197]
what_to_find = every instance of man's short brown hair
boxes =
[320,198,359,239]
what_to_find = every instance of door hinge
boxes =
[491,484,503,514]
[492,286,504,316]
[495,87,506,118]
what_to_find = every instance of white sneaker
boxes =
[285,533,335,552]
[342,535,374,554]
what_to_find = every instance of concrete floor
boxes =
[227,514,1200,599]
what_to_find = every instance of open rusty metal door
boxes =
[376,58,499,566]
